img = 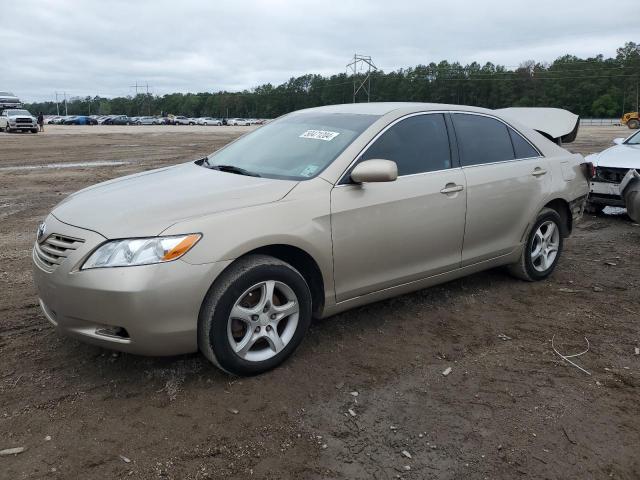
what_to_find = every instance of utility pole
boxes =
[63,92,68,116]
[130,81,140,115]
[145,82,151,116]
[346,54,378,103]
[55,92,60,116]
[130,81,152,115]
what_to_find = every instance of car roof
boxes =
[297,102,496,116]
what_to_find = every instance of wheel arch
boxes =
[543,198,572,236]
[211,244,326,318]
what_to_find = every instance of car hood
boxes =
[52,162,298,238]
[591,144,640,169]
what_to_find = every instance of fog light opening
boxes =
[95,326,130,339]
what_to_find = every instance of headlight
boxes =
[81,234,201,269]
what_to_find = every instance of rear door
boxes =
[331,113,467,302]
[450,112,552,266]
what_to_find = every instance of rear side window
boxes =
[360,113,451,176]
[508,128,540,159]
[452,113,514,166]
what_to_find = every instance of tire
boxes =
[198,254,312,376]
[31,129,38,134]
[585,202,605,214]
[5,126,11,133]
[508,207,564,281]
[624,182,640,223]
[628,119,639,129]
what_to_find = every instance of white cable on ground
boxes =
[551,335,591,376]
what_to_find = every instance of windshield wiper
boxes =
[202,160,261,177]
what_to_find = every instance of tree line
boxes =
[26,42,639,120]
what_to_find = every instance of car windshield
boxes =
[205,112,379,180]
[9,110,30,116]
[625,131,640,145]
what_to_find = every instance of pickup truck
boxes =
[0,108,38,133]
[0,91,21,110]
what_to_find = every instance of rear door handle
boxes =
[532,168,547,177]
[440,184,464,194]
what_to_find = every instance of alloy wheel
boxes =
[227,280,299,362]
[531,220,560,272]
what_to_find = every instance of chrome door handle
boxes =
[440,184,464,194]
[532,168,547,177]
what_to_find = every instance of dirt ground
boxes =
[1,124,639,479]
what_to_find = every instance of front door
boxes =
[331,113,467,302]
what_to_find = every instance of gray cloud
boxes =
[1,0,636,102]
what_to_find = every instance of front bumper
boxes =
[32,214,231,356]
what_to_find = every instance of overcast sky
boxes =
[1,0,637,102]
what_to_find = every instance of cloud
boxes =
[1,0,636,102]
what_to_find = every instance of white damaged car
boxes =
[586,130,640,222]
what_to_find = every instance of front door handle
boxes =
[532,168,548,177]
[440,183,464,194]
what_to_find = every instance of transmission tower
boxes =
[346,54,378,103]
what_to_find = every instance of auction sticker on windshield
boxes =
[299,130,340,141]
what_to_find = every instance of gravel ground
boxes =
[0,124,639,479]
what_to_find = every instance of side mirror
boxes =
[350,159,398,183]
[613,138,625,145]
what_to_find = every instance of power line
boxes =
[433,74,638,81]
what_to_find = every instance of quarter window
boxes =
[508,127,540,159]
[360,113,451,176]
[452,113,515,166]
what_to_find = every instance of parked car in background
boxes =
[63,116,98,125]
[32,102,590,376]
[133,116,159,125]
[174,116,191,125]
[198,117,222,126]
[111,115,131,125]
[0,108,38,133]
[586,130,640,222]
[228,118,251,126]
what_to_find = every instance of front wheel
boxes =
[508,208,564,281]
[628,119,639,129]
[198,255,312,376]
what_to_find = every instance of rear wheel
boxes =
[628,119,639,129]
[508,208,563,281]
[198,255,312,376]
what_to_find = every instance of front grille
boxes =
[34,234,84,270]
[594,167,629,184]
[16,118,32,124]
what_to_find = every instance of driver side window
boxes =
[360,113,452,176]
